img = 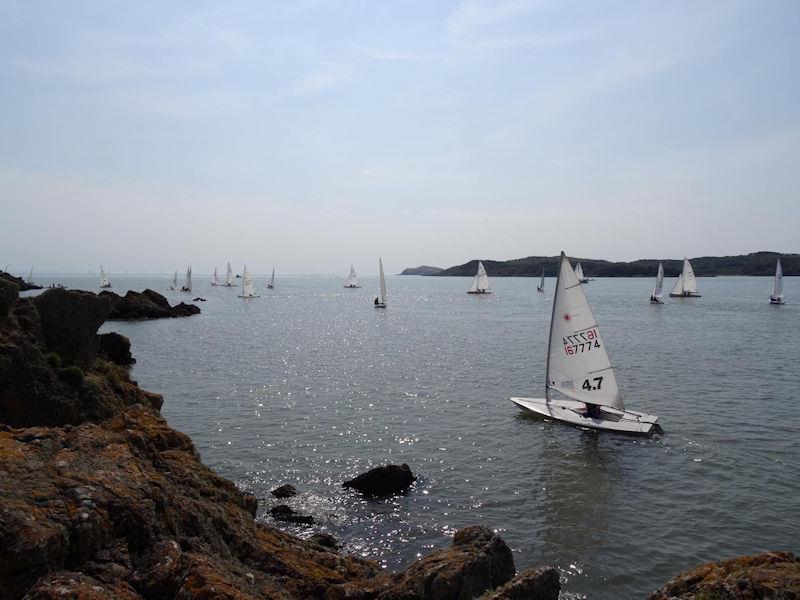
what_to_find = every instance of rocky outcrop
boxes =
[270,505,314,525]
[400,266,444,276]
[479,566,560,600]
[98,332,135,366]
[648,552,800,599]
[101,289,200,320]
[343,463,417,495]
[271,483,298,498]
[0,276,19,316]
[35,289,110,367]
[0,270,42,291]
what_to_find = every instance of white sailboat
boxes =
[27,267,33,284]
[374,258,387,308]
[574,262,590,283]
[769,258,785,305]
[224,262,234,287]
[210,267,220,286]
[650,263,665,304]
[536,269,545,293]
[100,266,112,288]
[181,265,192,292]
[467,261,491,294]
[511,252,659,434]
[668,258,701,297]
[168,270,178,290]
[343,265,360,288]
[267,267,275,289]
[237,266,260,298]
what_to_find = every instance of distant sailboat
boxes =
[769,259,785,305]
[27,267,33,284]
[574,262,590,284]
[511,252,659,434]
[168,270,178,290]
[650,263,665,304]
[344,265,360,288]
[537,269,545,293]
[267,267,275,289]
[668,258,701,297]
[210,267,220,286]
[467,261,491,294]
[181,266,192,292]
[238,266,260,298]
[100,266,112,288]
[224,262,234,287]
[374,258,387,308]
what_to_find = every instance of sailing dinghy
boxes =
[668,258,701,297]
[238,266,260,298]
[181,266,192,293]
[343,265,360,288]
[536,269,545,293]
[224,262,235,287]
[168,270,178,290]
[650,263,665,304]
[769,259,785,305]
[374,258,387,308]
[267,267,275,289]
[574,262,590,283]
[100,266,112,288]
[467,261,491,294]
[511,252,659,434]
[210,267,220,286]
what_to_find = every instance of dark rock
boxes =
[103,289,200,320]
[271,484,298,499]
[98,332,135,366]
[192,297,207,302]
[308,532,339,550]
[648,551,800,600]
[270,505,314,525]
[0,271,42,291]
[343,463,416,495]
[480,566,560,600]
[0,276,19,316]
[35,289,110,367]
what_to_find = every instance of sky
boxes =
[1,0,799,275]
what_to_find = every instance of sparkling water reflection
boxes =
[25,272,800,598]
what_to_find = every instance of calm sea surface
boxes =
[24,273,800,599]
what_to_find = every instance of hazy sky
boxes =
[1,0,798,274]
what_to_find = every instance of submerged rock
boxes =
[648,551,800,600]
[271,483,297,498]
[342,463,416,495]
[102,289,200,320]
[270,504,314,525]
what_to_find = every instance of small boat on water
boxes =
[267,267,275,289]
[210,267,220,286]
[344,265,361,288]
[100,266,112,289]
[27,267,34,284]
[224,262,235,287]
[650,263,665,304]
[668,258,701,297]
[574,262,590,283]
[181,266,192,293]
[168,270,178,290]
[511,252,659,434]
[536,269,545,293]
[374,258,387,308]
[237,266,260,298]
[769,258,785,305]
[467,261,491,294]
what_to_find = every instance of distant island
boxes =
[400,265,444,275]
[429,251,798,277]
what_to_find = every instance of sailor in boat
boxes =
[583,403,602,419]
[374,297,379,305]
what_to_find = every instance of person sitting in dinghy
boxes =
[584,403,601,419]
[374,297,379,305]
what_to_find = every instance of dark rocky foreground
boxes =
[0,278,796,599]
[100,288,200,319]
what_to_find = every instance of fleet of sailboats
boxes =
[769,259,785,305]
[238,266,260,298]
[668,258,701,297]
[374,258,387,308]
[100,266,112,288]
[511,252,659,434]
[467,261,491,294]
[650,263,665,304]
[344,265,360,288]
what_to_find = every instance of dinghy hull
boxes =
[374,303,386,308]
[510,397,658,435]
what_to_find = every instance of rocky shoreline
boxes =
[0,278,797,599]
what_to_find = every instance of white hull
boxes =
[100,284,112,289]
[668,292,701,297]
[510,397,658,435]
[467,290,491,294]
[374,302,387,308]
[344,284,360,288]
[238,294,261,298]
[769,297,785,305]
[267,285,274,289]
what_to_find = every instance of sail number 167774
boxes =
[563,329,601,355]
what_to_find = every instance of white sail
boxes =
[269,267,275,288]
[379,258,387,303]
[682,258,698,294]
[538,269,545,291]
[226,262,234,286]
[653,263,664,298]
[100,266,111,287]
[27,267,33,284]
[669,273,683,296]
[772,259,783,298]
[211,267,219,285]
[344,265,359,287]
[547,252,623,411]
[574,262,584,281]
[171,270,178,289]
[241,266,256,297]
[467,261,490,293]
[184,266,192,292]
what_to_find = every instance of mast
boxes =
[379,258,386,303]
[544,253,564,402]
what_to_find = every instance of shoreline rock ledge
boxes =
[343,463,417,495]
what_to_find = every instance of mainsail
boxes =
[652,263,664,299]
[468,261,491,293]
[538,269,545,292]
[670,258,698,296]
[547,253,623,410]
[574,262,585,281]
[344,265,359,287]
[226,262,234,286]
[100,266,111,287]
[211,267,219,286]
[269,267,275,288]
[184,266,192,292]
[242,266,256,297]
[170,270,178,289]
[772,259,784,299]
[379,258,387,303]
